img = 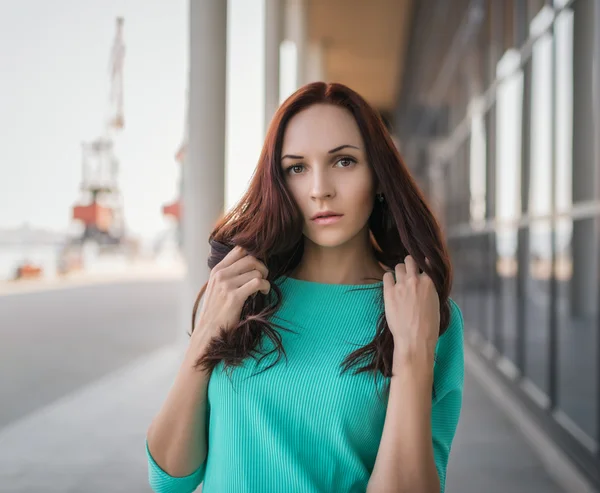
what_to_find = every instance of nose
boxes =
[310,167,335,201]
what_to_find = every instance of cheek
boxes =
[354,192,375,221]
[347,177,375,214]
[286,180,309,213]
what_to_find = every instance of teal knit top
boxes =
[146,275,464,492]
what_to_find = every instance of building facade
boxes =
[395,0,600,486]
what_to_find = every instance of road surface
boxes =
[0,280,185,428]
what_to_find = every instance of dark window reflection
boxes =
[497,228,518,367]
[524,220,551,403]
[455,234,492,343]
[556,217,598,446]
[484,232,497,345]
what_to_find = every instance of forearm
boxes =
[368,348,440,493]
[146,336,212,477]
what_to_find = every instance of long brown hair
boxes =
[190,82,453,396]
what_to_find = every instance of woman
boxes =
[146,82,464,493]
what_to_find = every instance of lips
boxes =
[311,213,344,225]
[311,212,343,220]
[314,214,341,219]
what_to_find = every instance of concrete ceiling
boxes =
[306,0,414,113]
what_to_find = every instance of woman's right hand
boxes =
[193,245,270,342]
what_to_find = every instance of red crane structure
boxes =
[71,17,126,245]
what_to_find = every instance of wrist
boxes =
[392,343,435,374]
[190,323,214,351]
[184,333,212,368]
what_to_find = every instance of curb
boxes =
[0,267,185,296]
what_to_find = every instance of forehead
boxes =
[282,104,363,153]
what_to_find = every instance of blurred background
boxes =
[0,0,598,492]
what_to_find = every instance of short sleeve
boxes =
[146,440,206,493]
[431,298,465,492]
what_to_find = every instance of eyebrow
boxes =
[281,144,360,160]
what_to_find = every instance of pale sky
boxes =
[0,0,267,242]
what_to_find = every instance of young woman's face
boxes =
[281,103,377,248]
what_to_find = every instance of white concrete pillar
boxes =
[284,0,308,88]
[305,41,327,83]
[265,0,282,133]
[226,0,265,209]
[183,0,227,333]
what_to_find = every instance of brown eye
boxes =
[336,157,356,168]
[287,164,304,174]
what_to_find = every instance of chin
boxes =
[304,230,356,249]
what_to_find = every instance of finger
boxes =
[232,269,263,288]
[404,255,419,277]
[229,255,269,279]
[383,270,395,287]
[259,279,271,295]
[421,257,433,278]
[249,257,269,279]
[382,270,395,302]
[237,277,270,299]
[215,245,248,271]
[395,262,407,283]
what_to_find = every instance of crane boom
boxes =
[108,17,125,131]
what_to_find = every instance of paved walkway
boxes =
[446,371,565,493]
[0,341,568,493]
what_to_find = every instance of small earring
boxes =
[376,193,384,203]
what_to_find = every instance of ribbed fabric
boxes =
[147,275,464,493]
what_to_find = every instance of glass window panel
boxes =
[469,107,487,225]
[556,217,598,447]
[554,5,573,215]
[498,227,519,366]
[524,219,551,399]
[495,48,522,362]
[495,49,523,226]
[523,8,554,400]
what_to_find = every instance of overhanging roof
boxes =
[306,0,414,113]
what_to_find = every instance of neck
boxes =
[290,228,386,285]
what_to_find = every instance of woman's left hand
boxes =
[383,255,440,364]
